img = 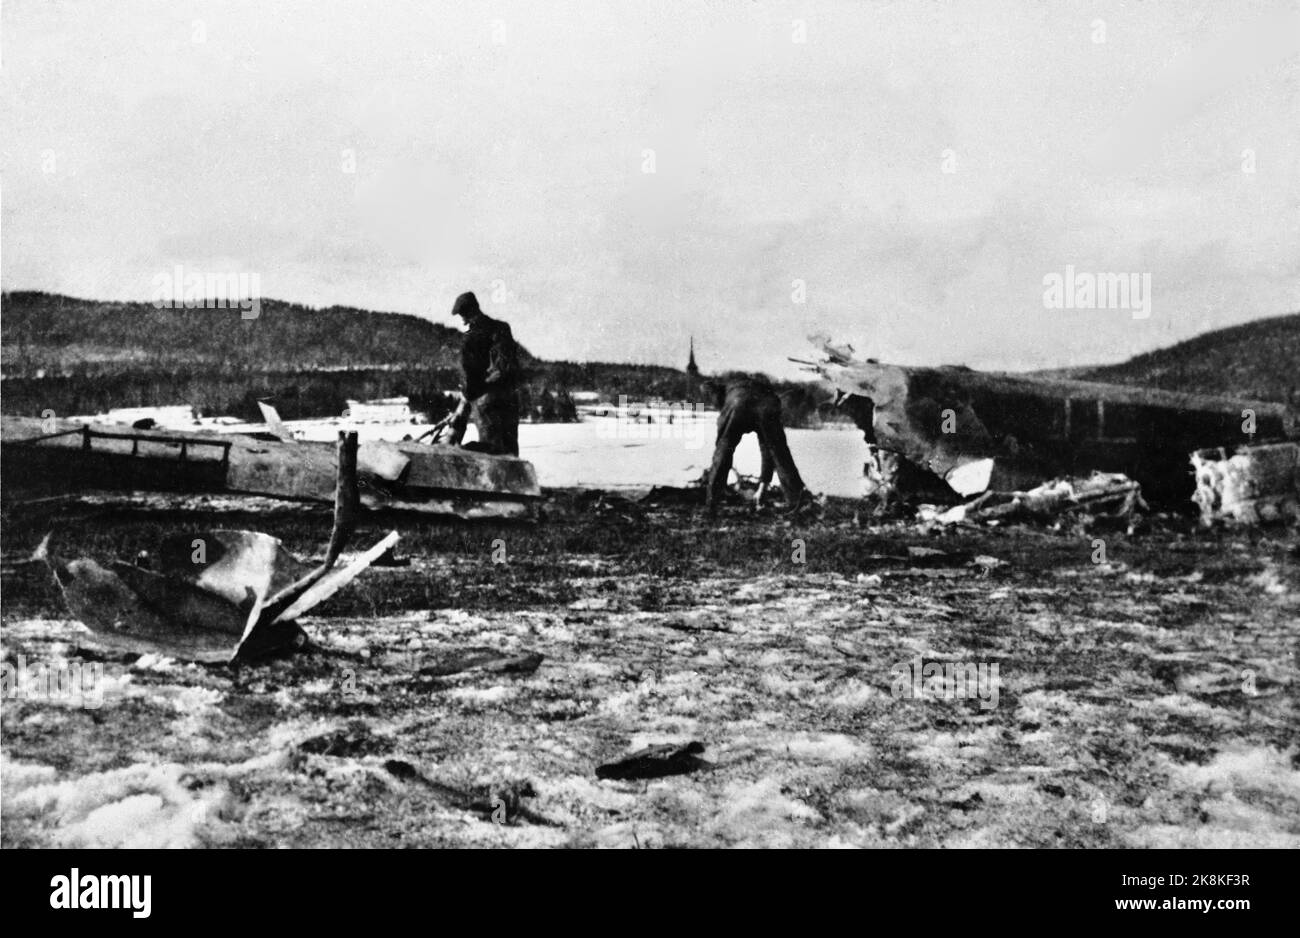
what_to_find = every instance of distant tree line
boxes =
[0,291,473,375]
[0,292,844,427]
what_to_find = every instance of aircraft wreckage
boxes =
[41,432,397,663]
[1,413,540,520]
[799,340,1299,507]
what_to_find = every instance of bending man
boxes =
[705,376,807,512]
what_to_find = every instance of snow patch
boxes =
[4,760,233,848]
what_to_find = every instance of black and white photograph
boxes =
[0,0,1296,887]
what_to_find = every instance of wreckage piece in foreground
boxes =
[919,471,1148,527]
[1191,442,1300,526]
[801,344,1298,504]
[1,414,541,520]
[45,432,400,663]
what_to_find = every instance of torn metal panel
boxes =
[49,556,255,662]
[273,530,400,623]
[255,401,293,440]
[1191,442,1300,525]
[44,432,400,663]
[801,342,1297,503]
[151,530,308,605]
[357,439,410,482]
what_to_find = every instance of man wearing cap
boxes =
[703,375,808,514]
[445,291,521,457]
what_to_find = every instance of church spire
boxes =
[686,336,699,378]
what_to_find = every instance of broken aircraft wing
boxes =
[801,342,1298,503]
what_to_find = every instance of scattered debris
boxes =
[596,741,709,780]
[298,722,390,758]
[43,432,400,664]
[382,760,550,825]
[417,649,544,678]
[1191,442,1300,526]
[920,472,1147,527]
[659,617,734,634]
[570,490,647,525]
[852,548,972,567]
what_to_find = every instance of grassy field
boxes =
[2,490,1297,848]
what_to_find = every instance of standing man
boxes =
[446,291,521,456]
[704,375,808,513]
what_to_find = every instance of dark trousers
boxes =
[459,390,520,457]
[707,396,805,508]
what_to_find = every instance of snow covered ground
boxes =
[3,493,1296,848]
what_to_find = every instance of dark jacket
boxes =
[461,314,520,400]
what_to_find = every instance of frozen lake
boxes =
[278,413,871,496]
[515,418,870,496]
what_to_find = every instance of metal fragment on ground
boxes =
[1191,442,1300,525]
[43,431,399,664]
[596,742,709,781]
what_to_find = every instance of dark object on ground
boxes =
[418,648,544,678]
[596,741,708,780]
[299,722,390,758]
[640,485,705,506]
[579,491,646,525]
[372,546,411,567]
[383,759,550,825]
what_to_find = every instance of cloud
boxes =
[1,0,1297,377]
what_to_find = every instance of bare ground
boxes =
[2,489,1297,848]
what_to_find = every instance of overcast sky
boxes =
[2,0,1298,377]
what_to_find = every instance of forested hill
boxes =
[0,291,520,375]
[1053,312,1300,405]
